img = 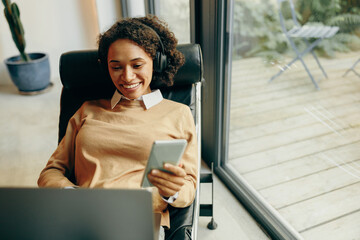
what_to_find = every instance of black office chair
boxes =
[58,44,203,240]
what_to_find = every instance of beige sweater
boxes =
[38,98,198,227]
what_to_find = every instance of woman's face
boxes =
[107,39,153,100]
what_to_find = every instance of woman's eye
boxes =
[133,64,142,69]
[111,66,122,70]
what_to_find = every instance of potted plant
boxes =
[2,0,51,95]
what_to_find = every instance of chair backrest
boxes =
[58,43,203,240]
[278,0,300,33]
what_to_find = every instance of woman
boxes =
[38,15,198,231]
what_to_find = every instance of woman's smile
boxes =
[122,83,141,89]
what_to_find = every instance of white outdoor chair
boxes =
[269,0,339,89]
[343,58,360,77]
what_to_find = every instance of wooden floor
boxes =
[228,51,360,239]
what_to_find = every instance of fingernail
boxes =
[152,169,158,174]
[164,163,169,168]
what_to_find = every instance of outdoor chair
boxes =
[343,58,360,77]
[58,43,204,240]
[269,0,339,89]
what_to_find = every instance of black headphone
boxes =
[141,23,168,73]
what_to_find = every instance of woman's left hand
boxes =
[147,163,186,197]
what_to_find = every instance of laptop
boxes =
[0,188,160,240]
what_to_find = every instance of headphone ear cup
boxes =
[154,51,167,73]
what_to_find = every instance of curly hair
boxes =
[98,15,185,87]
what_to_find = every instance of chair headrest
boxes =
[59,44,203,90]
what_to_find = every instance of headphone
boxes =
[140,23,168,73]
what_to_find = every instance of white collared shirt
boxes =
[110,89,164,110]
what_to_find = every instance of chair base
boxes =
[207,218,218,230]
[268,39,325,90]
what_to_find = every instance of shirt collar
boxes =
[110,89,163,110]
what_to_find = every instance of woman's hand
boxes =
[147,163,186,197]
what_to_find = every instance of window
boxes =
[223,0,360,238]
[155,0,191,44]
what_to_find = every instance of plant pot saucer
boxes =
[18,82,54,96]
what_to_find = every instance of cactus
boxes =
[2,0,30,62]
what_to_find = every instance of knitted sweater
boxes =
[38,98,198,227]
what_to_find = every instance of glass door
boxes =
[224,0,360,239]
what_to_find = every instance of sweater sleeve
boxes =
[37,107,83,188]
[170,106,198,208]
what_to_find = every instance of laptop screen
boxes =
[0,188,158,240]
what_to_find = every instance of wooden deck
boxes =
[228,51,360,239]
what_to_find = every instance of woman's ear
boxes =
[98,58,112,80]
[98,58,106,72]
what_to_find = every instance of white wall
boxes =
[0,0,100,85]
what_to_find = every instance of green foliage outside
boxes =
[232,0,360,63]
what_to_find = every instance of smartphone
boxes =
[141,139,187,188]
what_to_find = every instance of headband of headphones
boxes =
[138,21,168,73]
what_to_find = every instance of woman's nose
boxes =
[121,66,135,82]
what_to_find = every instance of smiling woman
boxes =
[37,15,198,240]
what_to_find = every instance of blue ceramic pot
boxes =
[4,53,51,94]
